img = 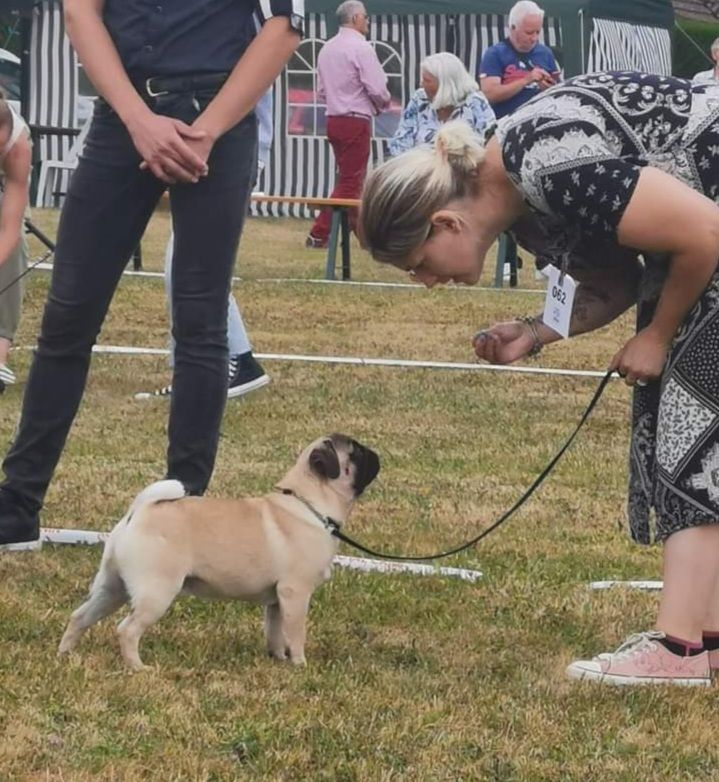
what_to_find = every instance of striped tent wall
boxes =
[30,0,78,206]
[257,11,448,218]
[586,18,672,75]
[255,12,561,218]
[259,13,330,218]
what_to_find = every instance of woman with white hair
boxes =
[692,36,719,85]
[387,52,495,157]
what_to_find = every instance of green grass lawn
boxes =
[0,209,714,781]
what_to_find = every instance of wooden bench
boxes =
[251,195,360,281]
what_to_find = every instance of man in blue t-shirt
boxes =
[478,0,559,286]
[478,0,559,119]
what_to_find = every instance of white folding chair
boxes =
[35,117,92,208]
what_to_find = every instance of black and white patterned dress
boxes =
[495,71,719,544]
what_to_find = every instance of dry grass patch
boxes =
[0,210,714,780]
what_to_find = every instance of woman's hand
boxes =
[610,326,670,386]
[472,320,536,364]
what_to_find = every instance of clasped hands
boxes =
[472,320,669,388]
[127,110,214,185]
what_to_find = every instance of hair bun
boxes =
[434,120,485,173]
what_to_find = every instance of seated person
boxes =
[388,52,495,157]
[693,37,719,85]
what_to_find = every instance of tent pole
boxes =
[19,6,30,120]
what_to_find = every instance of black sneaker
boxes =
[0,488,41,551]
[228,352,270,399]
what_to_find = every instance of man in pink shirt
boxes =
[306,0,390,248]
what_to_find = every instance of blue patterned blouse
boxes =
[387,88,496,157]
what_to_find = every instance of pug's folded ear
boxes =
[309,444,340,480]
[350,441,381,495]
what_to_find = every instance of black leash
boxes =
[0,219,56,298]
[0,247,53,297]
[284,369,614,562]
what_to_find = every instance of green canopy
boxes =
[308,0,674,76]
[0,0,675,78]
[0,0,38,11]
[308,0,673,27]
[0,0,674,29]
[0,0,674,27]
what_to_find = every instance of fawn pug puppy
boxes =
[59,434,380,670]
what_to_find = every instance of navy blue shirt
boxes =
[103,0,304,80]
[478,39,559,118]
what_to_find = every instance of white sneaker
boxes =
[134,384,172,401]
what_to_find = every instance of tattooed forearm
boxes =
[570,283,613,334]
[520,246,641,347]
[568,275,637,337]
[530,272,638,349]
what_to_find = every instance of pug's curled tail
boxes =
[123,479,186,526]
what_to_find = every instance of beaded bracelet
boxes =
[517,315,543,358]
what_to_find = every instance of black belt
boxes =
[139,71,230,99]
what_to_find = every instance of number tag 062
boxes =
[542,264,575,339]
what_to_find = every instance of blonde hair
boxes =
[360,121,486,265]
[420,52,479,110]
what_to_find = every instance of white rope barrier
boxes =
[39,528,661,587]
[33,262,544,295]
[63,344,611,380]
[333,555,481,582]
[93,345,169,356]
[589,580,662,591]
[43,528,659,587]
[251,352,609,378]
[39,528,482,582]
[254,277,545,294]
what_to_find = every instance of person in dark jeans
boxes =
[0,0,302,551]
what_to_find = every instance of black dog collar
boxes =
[274,487,341,536]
